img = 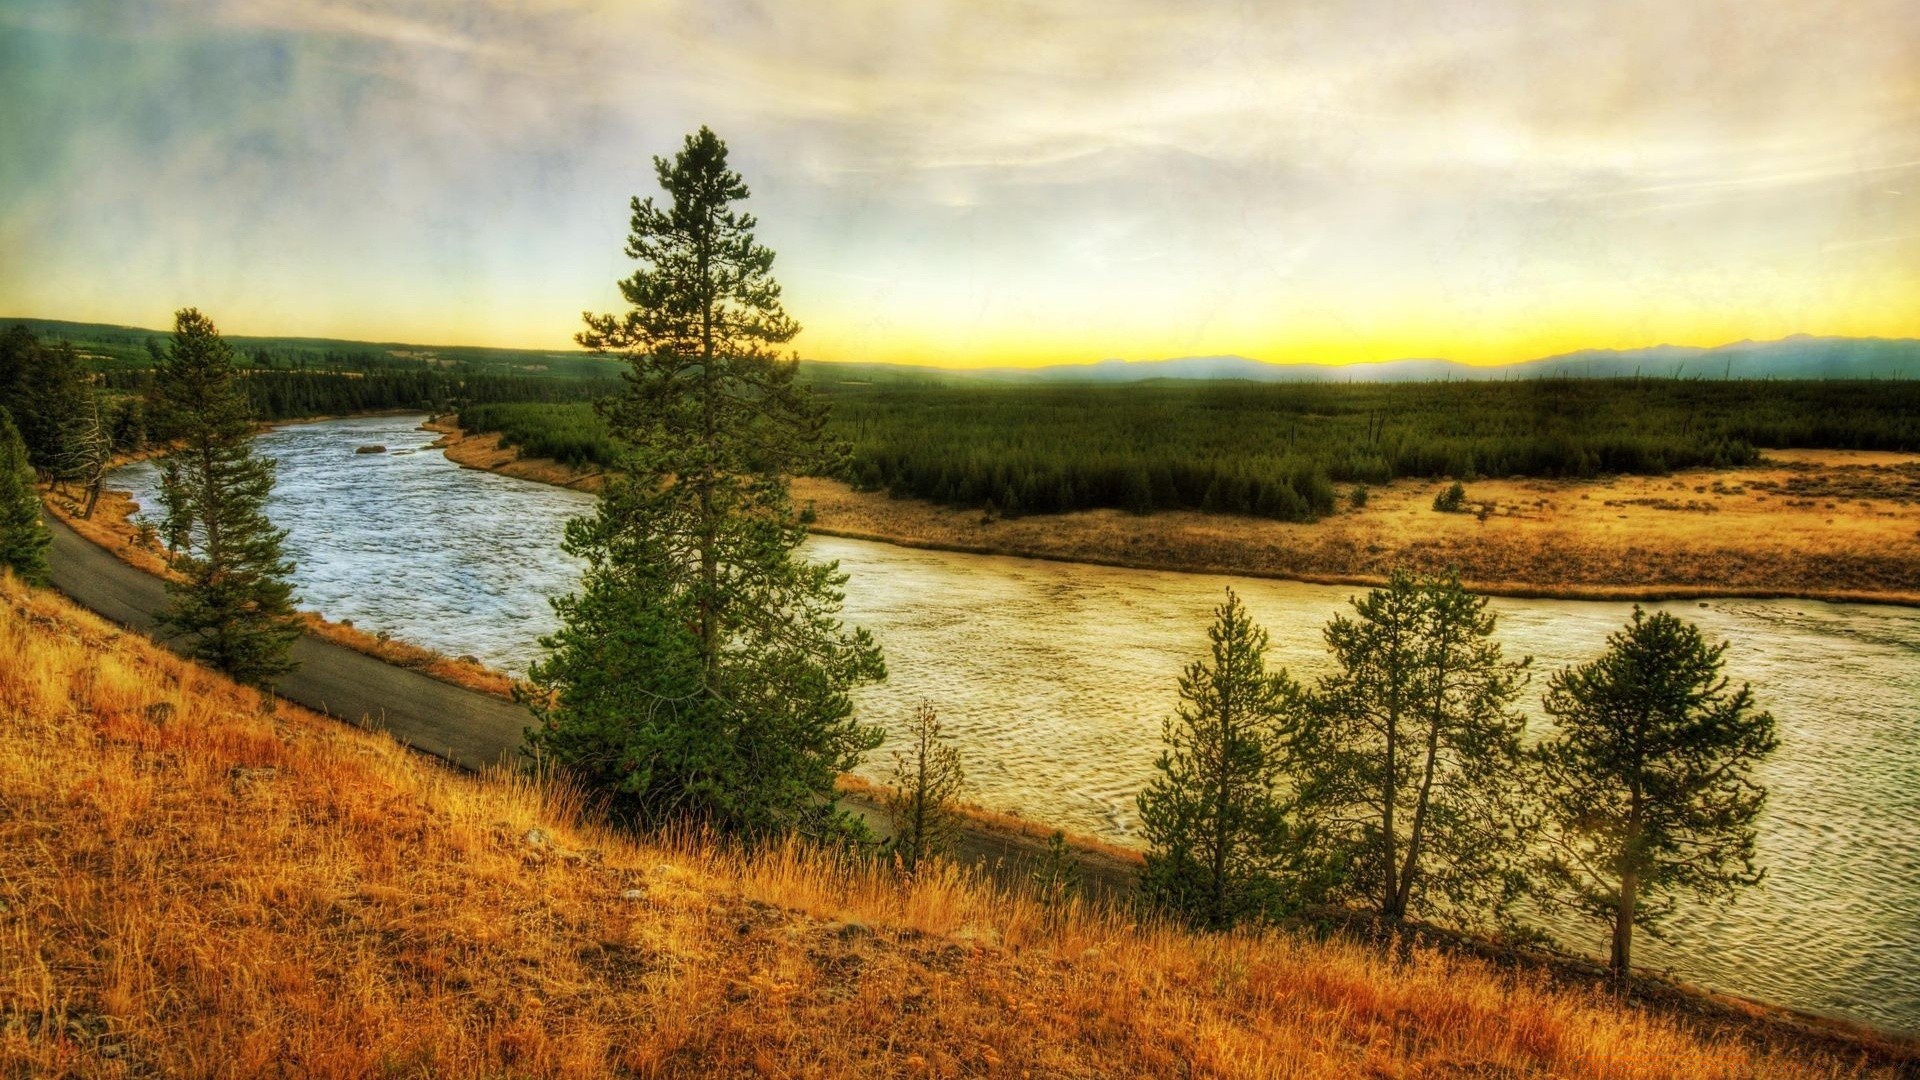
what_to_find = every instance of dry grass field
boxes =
[792,451,1920,604]
[430,419,1920,604]
[1,572,1900,1078]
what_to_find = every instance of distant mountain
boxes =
[941,336,1920,383]
[8,316,1918,383]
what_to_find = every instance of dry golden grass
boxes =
[836,773,1145,870]
[792,455,1920,605]
[0,574,1894,1078]
[429,417,1920,604]
[297,614,520,699]
[427,416,608,492]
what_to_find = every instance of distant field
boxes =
[462,379,1920,521]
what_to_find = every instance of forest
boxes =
[461,377,1920,520]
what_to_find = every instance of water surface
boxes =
[112,414,1920,1033]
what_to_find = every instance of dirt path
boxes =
[41,511,1139,896]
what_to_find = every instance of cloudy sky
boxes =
[1,0,1915,366]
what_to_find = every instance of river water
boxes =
[111,414,1920,1033]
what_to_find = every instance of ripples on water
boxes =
[111,414,1920,1033]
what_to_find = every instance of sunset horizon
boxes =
[4,1,1915,368]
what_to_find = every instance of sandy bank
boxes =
[431,417,1920,607]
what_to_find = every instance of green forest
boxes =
[461,378,1920,520]
[13,316,1920,523]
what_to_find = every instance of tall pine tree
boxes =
[1533,608,1776,977]
[154,309,300,686]
[1138,589,1308,929]
[0,407,49,584]
[529,127,884,841]
[1298,571,1532,927]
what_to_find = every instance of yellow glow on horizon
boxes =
[3,2,1915,369]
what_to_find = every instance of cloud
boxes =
[2,0,1916,361]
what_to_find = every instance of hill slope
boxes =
[0,574,1892,1078]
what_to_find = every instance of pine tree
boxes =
[0,328,92,473]
[1030,830,1083,910]
[530,127,885,841]
[1138,588,1307,929]
[0,408,50,584]
[1534,608,1777,978]
[1298,570,1532,926]
[153,309,300,686]
[883,702,966,873]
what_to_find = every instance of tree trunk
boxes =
[1381,711,1399,920]
[1611,867,1637,979]
[696,235,718,683]
[1210,676,1234,928]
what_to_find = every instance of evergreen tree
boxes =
[1298,570,1531,926]
[0,326,32,430]
[883,702,967,873]
[0,328,93,472]
[1533,608,1777,977]
[0,408,50,584]
[153,309,300,686]
[530,127,884,841]
[1138,588,1307,929]
[1030,830,1083,910]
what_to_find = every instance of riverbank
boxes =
[431,417,1920,606]
[4,572,1912,1077]
[50,420,1920,1057]
[38,462,1144,903]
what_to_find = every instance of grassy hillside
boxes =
[0,574,1896,1078]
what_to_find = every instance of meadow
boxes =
[461,378,1920,521]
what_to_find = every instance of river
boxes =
[110,413,1920,1034]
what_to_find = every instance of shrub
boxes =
[1433,481,1468,513]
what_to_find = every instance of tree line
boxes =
[827,378,1920,520]
[1139,578,1776,980]
[1,314,304,686]
[458,372,1920,523]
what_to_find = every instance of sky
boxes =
[1,0,1916,368]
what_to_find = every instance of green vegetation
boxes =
[8,318,618,453]
[529,127,885,842]
[882,702,967,874]
[1138,577,1778,964]
[1,325,95,475]
[461,377,1920,522]
[1432,480,1468,512]
[153,310,301,687]
[1299,571,1533,926]
[1138,589,1309,929]
[98,367,617,426]
[829,379,1920,519]
[0,409,50,583]
[1533,609,1778,977]
[3,316,628,379]
[460,401,615,468]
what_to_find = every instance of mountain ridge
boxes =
[8,316,1918,382]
